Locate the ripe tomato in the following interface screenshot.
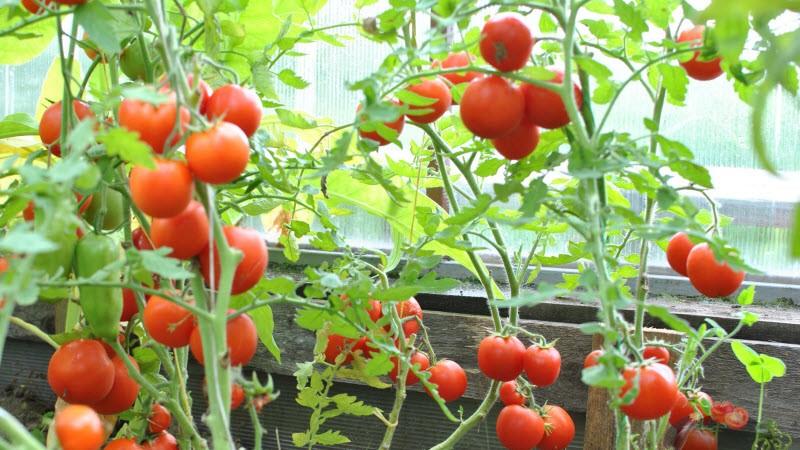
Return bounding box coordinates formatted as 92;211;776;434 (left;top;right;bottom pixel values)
677;26;723;81
686;243;745;298
121;290;138;321
199;225;268;295
367;299;383;322
523;345;561;387
492;120;540;160
142;432;178;450
129;158;193;219
186;122;250;184
433;52;481;86
620;363;679;420
39;100;94;157
538;404;576;450
206;84;263;137
142;295;195;347
48;339;115;404
404;78;452;124
231;383;246;410
477;335;525;381
24;193;91;222
91;354;140;414
643;346;670;365
495;405;544;450
427;360;467;402
21;0;52;14
480;13;534;72
389;351;430;386
675;425;718;450
119;98;190;154
105;438;144;450
81;33;104;62
148;403;172;434
132;227;153;250
724;406;749;430
396;297;423;336
670;391;713;428
521;71;583;129
667;232;695;276
583;349;603;368
499;380;525;406
54;405;104;450
190;311;257;366
151;200;209;259
357;101;405;146
460;75;524;139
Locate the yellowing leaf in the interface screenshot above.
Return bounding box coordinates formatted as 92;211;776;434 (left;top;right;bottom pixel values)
36;57;83;120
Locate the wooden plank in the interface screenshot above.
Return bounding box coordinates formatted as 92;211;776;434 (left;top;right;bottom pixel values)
583;334;615;450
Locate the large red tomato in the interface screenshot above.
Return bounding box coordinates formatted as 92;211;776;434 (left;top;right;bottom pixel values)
189;311;257;366
499;380;525;406
396;297;423;336
199;226;268;295
39;100;94;157
433;52;481;85
496;405;544;450
105;438;144;450
142;295;195;347
492;120;540;160
186;122;250;184
460;75;525;139
521;71;583;129
675;425;718;450
480;13;534;72
404;78;452;124
667;232;695;276
677;26;723;81
48;339;115;404
620;363;679;420
205;84;263;137
91;355;140;414
357;101;405;146
426;360;467;402
389;351;430;385
643;346;670;365
685;243;745;298
477;335;525;381
151;200;209;259
537;405;575;450
119;98;190;154
129;158;193;219
54;405;104;450
523;345;561;387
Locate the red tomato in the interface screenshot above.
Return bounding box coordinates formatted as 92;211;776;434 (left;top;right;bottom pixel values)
231;383;246;410
677;26;723;81
148;403;172;434
323;334;365;364
129;158;193;219
670;391;713;428
643;346;670;365
480;13;534;72
39;100;94;157
499;380;525;406
396;297;423;336
620;363;679;420
151;200;209;259
460;75;525;139
521;71;583;129
710;400;734;424
389;351;430;385
492;120;540;160
686;243;745;298
54;405;104;450
199;226;268;295
48;339;115;404
119;98;190;154
404;78;452;124
724;407;749;430
186;122;250;184
24;193;91;222
367;299;383;322
91;355;140;414
523;345;561;387
496;405;544;450
21;0;52;14
190;311;257;366
53;0;86;4
537;404;575;450
675;425;718;450
0;257;8;272
426;360;467;402
357;101;405;146
205;84;263;137
433;52;481;86
583;349;603;368
667;232;695;276
132;227;153;250
142;432;178;450
477;335;525;381
142;295;195;347
105;438;144;450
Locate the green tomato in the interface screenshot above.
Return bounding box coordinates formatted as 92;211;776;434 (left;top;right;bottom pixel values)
120;37;161;81
83;187;125;231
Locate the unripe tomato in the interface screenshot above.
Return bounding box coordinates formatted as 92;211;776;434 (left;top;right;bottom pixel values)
151;200;209;259
686;243;745;298
205;84;263;137
643;346;670;365
620;363;679;420
21;0;52;14
48;339;115;404
199;226;268;295
105;438;144;450
426;360;467;402
523;345;561;387
357;101;405;146
496;405;544;450
389;351;430;385
189;310;258;366
148;403;172;434
39;100;95;157
583;349;603;368
396;297;423;337
119;98;190;154
677;26;723;81
404;78;452;124
432;52;481;86
91;354;140;414
492;120;540;160
54;405;104;450
460;76;524;139
231;383;246;410
477;335;525;381
667;232;695;276
538;405;576;450
142;432;178;450
82;187;125;231
480;13;534;72
129;158;193;219
499;380;525;406
142;295;195;347
120;37;161;81
186;122;250;184
521;71;583;129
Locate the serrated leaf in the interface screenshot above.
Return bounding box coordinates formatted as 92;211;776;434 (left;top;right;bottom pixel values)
98;128;155;168
74;2;122;55
315;430;351;446
275;109;317;129
645;305;696;337
278;68;310;89
475;158;505;177
737;285;755;306
138;249;193;279
0;227;56;254
491;284;569;308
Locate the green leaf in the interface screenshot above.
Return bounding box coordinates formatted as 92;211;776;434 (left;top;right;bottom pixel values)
74;1;122;55
98;128;155;168
0;14;55;65
575;55;613;80
491;284;569;308
474;158;505;177
395;88;438;106
669;160;712;188
539;12;558;33
740;311;760;326
791;203;800;259
737;285;755;306
613;0;649;40
731;340;759;365
275;109;317;129
0;113;38;139
645;305;696;337
363;351;392;376
261;276;296;295
292;432;311;447
278;68;310;89
759;354;786;378
138;249;193;279
314;430;351;446
278;232;300;262
249;305;281;363
0;227;56;254
444;193;492;225
657;63;689;105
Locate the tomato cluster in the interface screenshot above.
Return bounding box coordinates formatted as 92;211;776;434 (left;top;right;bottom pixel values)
666;232;745;298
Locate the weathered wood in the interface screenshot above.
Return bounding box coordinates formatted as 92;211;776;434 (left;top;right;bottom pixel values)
583;334;614;450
